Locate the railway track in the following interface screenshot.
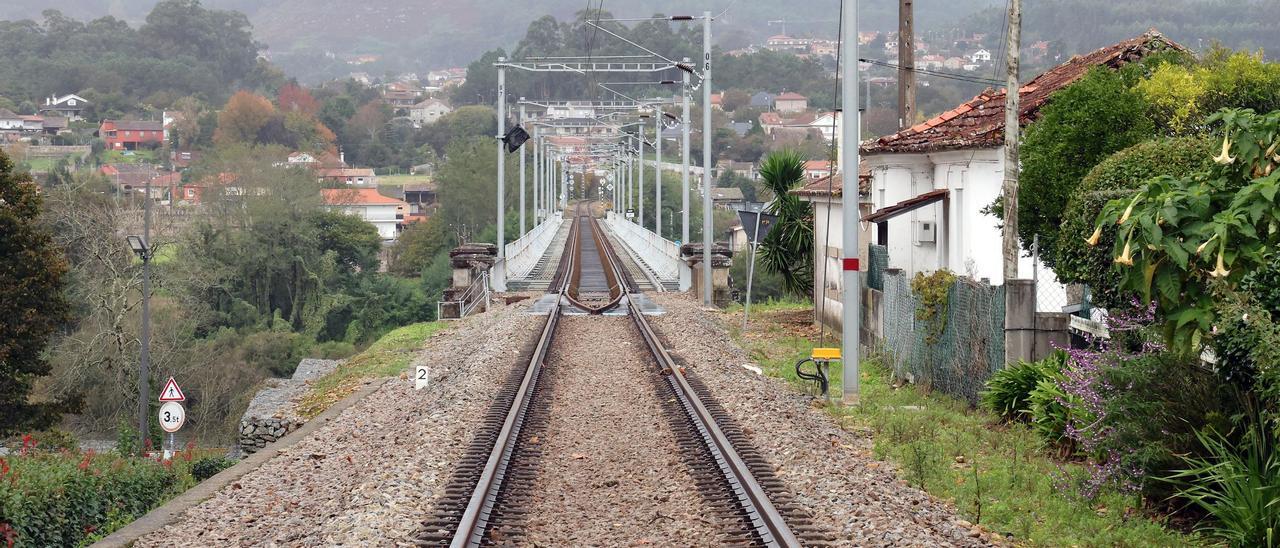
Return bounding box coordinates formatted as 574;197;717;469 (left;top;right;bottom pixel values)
418;202;825;547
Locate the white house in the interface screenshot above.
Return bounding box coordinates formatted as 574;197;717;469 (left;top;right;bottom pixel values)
809;111;838;142
409;98;452;126
795;31;1181;328
0;108;23;131
321;188;408;240
969;49;992;63
39;94;90;121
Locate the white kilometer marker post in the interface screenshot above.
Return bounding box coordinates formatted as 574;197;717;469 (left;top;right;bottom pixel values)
415;365;430;390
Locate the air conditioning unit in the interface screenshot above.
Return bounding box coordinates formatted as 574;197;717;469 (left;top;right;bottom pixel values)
916;221;937;244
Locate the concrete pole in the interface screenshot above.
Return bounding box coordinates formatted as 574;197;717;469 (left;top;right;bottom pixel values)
519;101;526;236
655;112;662;237
138;169;152;453
495;61;506;290
638;126;645;229
701;11;713;305
682;58;691;246
840;0;862;405
533;129;540;224
1002;0;1022;280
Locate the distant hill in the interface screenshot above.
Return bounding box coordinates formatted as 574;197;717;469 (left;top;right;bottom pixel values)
11;1;1273;85
1;1;998;81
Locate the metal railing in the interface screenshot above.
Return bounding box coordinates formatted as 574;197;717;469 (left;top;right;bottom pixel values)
604;211;681;281
437;271;491;320
504;215;564;279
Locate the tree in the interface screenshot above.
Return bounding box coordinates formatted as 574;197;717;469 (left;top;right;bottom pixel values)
756;150;813;296
278;82;320;116
1055;137;1212;307
214;90;276;145
1092;109;1280;350
140;0;258;83
721;89;750;112
387;217;453;277
311;209;382;272
0;149;70;434
1018;67;1154;267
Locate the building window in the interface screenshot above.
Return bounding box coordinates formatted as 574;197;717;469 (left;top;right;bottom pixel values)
125;131;131;137
186;188;195;198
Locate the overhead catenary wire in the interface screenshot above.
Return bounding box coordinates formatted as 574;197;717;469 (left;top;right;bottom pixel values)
860;58;1004;87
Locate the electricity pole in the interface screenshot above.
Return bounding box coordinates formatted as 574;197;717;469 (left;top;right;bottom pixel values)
638;125;645;228
1002;0;1021;280
681;58;692;248
519;101;526;236
494;60;506;291
841;0;862;405
655;110;662;236
701;10;713;306
898;0;915;129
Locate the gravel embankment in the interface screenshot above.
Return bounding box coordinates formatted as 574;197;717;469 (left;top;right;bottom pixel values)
135;301;539;547
515;316;723;545
648;293;992;547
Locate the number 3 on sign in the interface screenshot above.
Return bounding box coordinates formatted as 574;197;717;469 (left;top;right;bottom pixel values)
415;365;429;390
158;401;185;433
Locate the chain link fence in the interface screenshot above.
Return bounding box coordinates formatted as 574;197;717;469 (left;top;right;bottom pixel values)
882;270;1006;404
867;245;889;291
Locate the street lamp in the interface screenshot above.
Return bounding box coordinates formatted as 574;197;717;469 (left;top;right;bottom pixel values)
126;234;152;454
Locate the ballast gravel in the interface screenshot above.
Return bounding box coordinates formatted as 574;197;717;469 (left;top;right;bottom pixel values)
514;316;723;546
647;292;993;547
135;300;539;547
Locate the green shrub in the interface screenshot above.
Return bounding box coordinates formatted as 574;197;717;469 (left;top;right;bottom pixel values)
1053;137;1213;308
0;452;180;547
981;350;1069;421
6;429;79;453
1166;423;1280;547
1028;369;1094;447
191;456;236;482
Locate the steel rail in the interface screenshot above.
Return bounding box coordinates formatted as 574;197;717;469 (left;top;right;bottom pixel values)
589;214;801;547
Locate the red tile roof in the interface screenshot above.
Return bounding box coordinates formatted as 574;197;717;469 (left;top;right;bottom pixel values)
321;188;405;206
792;162;872;198
776;92;808;101
803;160;834;172
862;30;1184;155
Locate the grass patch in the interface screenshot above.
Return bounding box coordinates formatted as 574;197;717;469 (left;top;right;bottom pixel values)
726;307;1200;546
295;321;449;418
101;149;157;164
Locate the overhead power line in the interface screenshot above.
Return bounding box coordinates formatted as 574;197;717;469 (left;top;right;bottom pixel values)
860;58;1004;86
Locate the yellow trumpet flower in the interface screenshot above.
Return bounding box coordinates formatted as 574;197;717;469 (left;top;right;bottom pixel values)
1213;135;1235;165
1085;226;1102;246
1209;251;1230;278
1114;241;1134;266
1117;195;1141;225
1195;233;1219;254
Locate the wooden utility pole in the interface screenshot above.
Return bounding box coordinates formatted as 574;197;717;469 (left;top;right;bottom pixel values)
897;0;915;129
1001;0;1022;279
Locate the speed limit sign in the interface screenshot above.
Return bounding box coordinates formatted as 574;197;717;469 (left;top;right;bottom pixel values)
158;401;186;433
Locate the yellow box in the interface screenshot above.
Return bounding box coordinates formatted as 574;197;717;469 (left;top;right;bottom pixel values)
811;347;842;361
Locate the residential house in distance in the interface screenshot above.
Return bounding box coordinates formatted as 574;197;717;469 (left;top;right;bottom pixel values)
710;186;745;210
803;160;833;181
0;109;23;132
749;91;775;109
409;98;452;127
100;120;164;150
835;31;1180;325
321;188;408;240
774;92;808;113
969;49;992;63
39;94;90;121
710;92;724;111
318;167;376;186
720;160;757;180
765;35;810;53
379;182;437;222
809;111;838;142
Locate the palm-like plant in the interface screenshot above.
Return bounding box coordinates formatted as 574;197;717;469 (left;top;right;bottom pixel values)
757;150;814;296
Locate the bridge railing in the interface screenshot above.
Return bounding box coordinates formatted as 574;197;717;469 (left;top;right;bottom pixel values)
504;215;564;279
604;211;681;282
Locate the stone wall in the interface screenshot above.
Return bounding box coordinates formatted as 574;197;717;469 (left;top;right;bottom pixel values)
238;359;342;454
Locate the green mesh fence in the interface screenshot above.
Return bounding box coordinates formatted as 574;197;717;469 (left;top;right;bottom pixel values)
881;271;1006;404
867;245;889;291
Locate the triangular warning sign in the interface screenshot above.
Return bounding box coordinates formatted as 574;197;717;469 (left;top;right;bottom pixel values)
159;377;185;402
